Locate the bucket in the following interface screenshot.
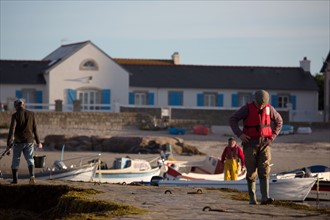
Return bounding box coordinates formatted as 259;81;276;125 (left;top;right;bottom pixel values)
34;155;46;168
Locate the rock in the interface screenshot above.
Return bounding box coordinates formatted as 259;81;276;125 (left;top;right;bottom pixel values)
42;135;204;155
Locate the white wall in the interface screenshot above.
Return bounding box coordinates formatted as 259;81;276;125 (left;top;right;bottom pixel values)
0;84;46;109
47;43;129;108
129;87;321;122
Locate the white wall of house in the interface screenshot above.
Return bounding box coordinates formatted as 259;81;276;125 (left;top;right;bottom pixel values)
46;43;129;109
289;91;321;122
0;84;46;110
129;87;321;122
324;65;330;122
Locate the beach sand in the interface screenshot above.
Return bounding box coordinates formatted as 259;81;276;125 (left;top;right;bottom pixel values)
0;127;329;219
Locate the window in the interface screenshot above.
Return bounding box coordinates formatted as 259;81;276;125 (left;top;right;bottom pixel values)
21;89;36;103
204;93;216;107
129;92;154;105
135;92;147;105
238;93;253;106
78;89;101;110
80;59;98;70
278;94;290;108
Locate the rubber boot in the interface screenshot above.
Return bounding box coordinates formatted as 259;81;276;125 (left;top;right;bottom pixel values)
260;178;274;205
247;180;257;204
11;169;18;184
28;165;36;184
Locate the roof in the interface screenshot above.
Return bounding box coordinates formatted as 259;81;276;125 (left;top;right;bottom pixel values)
124;64;319;91
320;51;330;73
0;60;50;84
42;40;90;69
115;58;174;65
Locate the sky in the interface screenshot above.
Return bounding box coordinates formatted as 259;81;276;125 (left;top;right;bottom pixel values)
0;0;329;75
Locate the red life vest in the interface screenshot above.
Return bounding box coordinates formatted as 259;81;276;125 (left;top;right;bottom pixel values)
243;102;272;138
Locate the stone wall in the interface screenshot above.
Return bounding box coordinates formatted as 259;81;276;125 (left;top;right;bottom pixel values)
0;108;291;131
120;106;290;126
1;109;328;133
0;112;140;130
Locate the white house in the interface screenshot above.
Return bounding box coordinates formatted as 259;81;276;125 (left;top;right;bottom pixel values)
0;40;321;122
1;41;129;111
117;56;320;122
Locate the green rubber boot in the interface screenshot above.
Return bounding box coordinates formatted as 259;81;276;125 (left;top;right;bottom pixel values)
247;180;257;204
260;178;274;205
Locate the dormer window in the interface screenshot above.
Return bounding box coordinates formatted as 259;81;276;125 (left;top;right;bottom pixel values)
80;59;98;70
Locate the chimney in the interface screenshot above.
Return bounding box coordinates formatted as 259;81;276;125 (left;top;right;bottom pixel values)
172;52;180;65
300;57;311;72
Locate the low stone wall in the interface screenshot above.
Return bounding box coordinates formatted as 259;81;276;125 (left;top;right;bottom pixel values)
0;112;140;130
0;108;295;132
120;106;290;126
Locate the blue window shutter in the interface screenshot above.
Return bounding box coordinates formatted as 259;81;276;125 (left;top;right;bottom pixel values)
35;91;43;103
129;92;134;104
231;94;238;107
169;93;175;105
102;89;111;110
35;91;43;109
217;94;224;107
197;94;203;106
67;89;76;104
16;90;23;99
271;95;278;108
148;92;154;105
169;92;183;106
290;95;296;110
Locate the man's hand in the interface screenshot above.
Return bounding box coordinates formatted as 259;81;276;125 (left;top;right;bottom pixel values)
37;143;43;149
239;134;251;143
5;145;11;155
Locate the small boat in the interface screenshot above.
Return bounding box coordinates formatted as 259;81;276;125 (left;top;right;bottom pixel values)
164;155;246;181
155;177;316;201
94;156;163;184
276;165;330;200
36;158;99;182
1;146;100;182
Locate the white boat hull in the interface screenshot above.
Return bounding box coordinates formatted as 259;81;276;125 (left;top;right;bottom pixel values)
307;181;330;200
36;163;98;182
95;168;161;184
275;165;330;200
158;178;316;201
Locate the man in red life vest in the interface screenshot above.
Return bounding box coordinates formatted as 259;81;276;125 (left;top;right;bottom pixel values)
229;90;283;205
221;137;245;180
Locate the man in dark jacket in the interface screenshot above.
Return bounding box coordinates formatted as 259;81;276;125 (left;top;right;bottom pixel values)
229;90;283;205
6;99;43;184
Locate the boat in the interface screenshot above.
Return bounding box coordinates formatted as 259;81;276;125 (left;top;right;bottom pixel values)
35;158;99;182
275;165;330;200
94;156;163;184
155;177;316;201
1;146;100;182
163;155;246;181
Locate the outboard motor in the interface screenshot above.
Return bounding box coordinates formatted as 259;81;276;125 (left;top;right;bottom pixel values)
53;160;67;170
